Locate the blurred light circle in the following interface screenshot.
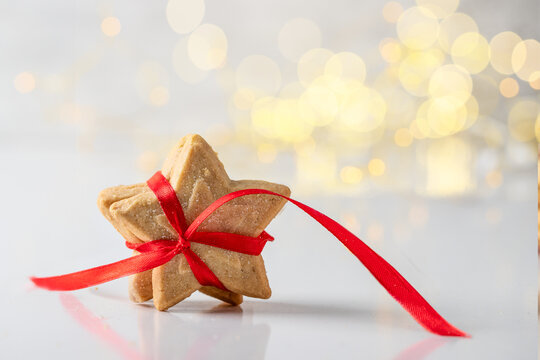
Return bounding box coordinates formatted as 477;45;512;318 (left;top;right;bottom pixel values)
428;64;472;106
507;100;539;142
101;17;121;37
463;95;479;130
237;55;282;96
251;97;312;143
426;96;467;136
451;32;490;74
324;52;366;83
149;86;170;107
340;86;386;132
252;96;277;137
13;72;36;93
135;62;169;102
382;1;404;23
511;39;540;82
438;13;478;53
368;158;386;176
278;18;322;62
380;87;417;129
297;48;334;86
398;49;444;96
166;0;205;34
396;7;439;50
279;82;305;98
499;77;519;98
489;31;522;75
394;128;413;147
187;24;227;70
273;99;313;142
416;0;459;19
536;110;540;142
379;38;403;63
257;143;277;163
298;85;339;126
340;166;364;184
233;88;256;110
172;37;208;84
310;75;363;107
529;71;540;90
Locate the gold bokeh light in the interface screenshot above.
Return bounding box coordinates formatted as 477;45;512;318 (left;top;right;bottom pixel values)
166;0;205;34
14;72;36;94
397;7;439;50
187;24;228;70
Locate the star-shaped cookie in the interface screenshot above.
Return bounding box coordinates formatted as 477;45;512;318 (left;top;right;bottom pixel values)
97;134;290;310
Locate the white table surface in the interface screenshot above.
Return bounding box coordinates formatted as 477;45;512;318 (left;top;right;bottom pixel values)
0;136;537;359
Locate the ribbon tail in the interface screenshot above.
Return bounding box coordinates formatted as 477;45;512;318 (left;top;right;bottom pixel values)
186;189;469;337
182;248;228;291
286;198;469;337
31;248;175;291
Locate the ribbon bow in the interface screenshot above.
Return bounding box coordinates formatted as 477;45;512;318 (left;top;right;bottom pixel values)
31;171;468;337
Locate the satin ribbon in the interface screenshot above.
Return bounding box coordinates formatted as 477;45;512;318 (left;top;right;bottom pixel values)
31;171;468;337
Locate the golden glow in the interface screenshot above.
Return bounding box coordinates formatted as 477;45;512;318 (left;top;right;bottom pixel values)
149;86;170;106
172;37;208;84
451;32;490;74
428;64;472;106
278;18;322;62
340;166;364;184
166;0;205;34
396;7;439;50
297;48;334;86
427;97;467;136
298;84;339;126
368;158;386;176
485;170;503;188
511;39;540;82
324;52;366;83
379;38;403;63
529;71;540;90
13;72;36;93
251;97;313;143
187;24;227;70
394;128;413;146
438;13;478;53
233;88;256;110
507;100;539;142
257;143;277;163
237;55;282;96
382;2;404;23
499;77;519;98
425;138;473;196
340;86;387;132
489;31;522;75
101;17;121;37
399;49;444;96
416;0;459;19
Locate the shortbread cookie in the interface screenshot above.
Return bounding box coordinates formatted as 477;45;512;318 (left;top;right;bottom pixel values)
97;134;290;310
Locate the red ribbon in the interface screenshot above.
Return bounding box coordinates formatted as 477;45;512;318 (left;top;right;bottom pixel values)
31;171;468;337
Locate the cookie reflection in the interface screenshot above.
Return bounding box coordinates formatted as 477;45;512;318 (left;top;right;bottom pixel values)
136;300;271;359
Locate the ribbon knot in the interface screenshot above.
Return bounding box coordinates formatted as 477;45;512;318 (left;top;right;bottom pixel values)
175;237;191;253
